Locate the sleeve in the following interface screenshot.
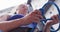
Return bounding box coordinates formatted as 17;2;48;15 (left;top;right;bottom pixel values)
0;30;3;32
7;14;24;21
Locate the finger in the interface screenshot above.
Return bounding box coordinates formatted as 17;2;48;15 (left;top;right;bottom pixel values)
35;15;43;19
51;15;59;24
51;15;56;20
33;10;42;15
46;20;54;25
33;17;40;23
33;15;43;21
35;10;42;15
54;15;59;22
51;15;58;21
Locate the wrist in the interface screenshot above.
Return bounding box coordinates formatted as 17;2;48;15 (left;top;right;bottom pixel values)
45;22;52;28
22;17;32;25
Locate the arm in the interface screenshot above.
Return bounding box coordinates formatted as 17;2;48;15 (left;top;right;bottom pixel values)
43;22;52;32
43;15;59;32
0;10;43;32
0;18;28;32
0;15;10;21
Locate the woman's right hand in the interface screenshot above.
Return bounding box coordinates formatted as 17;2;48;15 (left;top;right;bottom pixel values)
23;10;43;24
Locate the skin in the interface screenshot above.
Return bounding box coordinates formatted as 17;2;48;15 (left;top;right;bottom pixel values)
0;4;59;32
0;15;10;21
43;15;59;32
0;9;43;32
16;4;59;32
0;4;28;21
16;4;28;15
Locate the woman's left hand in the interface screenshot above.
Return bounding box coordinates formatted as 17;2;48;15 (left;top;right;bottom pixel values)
46;15;59;26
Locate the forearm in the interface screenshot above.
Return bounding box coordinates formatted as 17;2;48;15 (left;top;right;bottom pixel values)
43;23;51;32
0;15;10;21
0;18;31;32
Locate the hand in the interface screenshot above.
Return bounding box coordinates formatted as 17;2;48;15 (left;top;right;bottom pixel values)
23;10;43;23
46;15;59;26
43;15;59;32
